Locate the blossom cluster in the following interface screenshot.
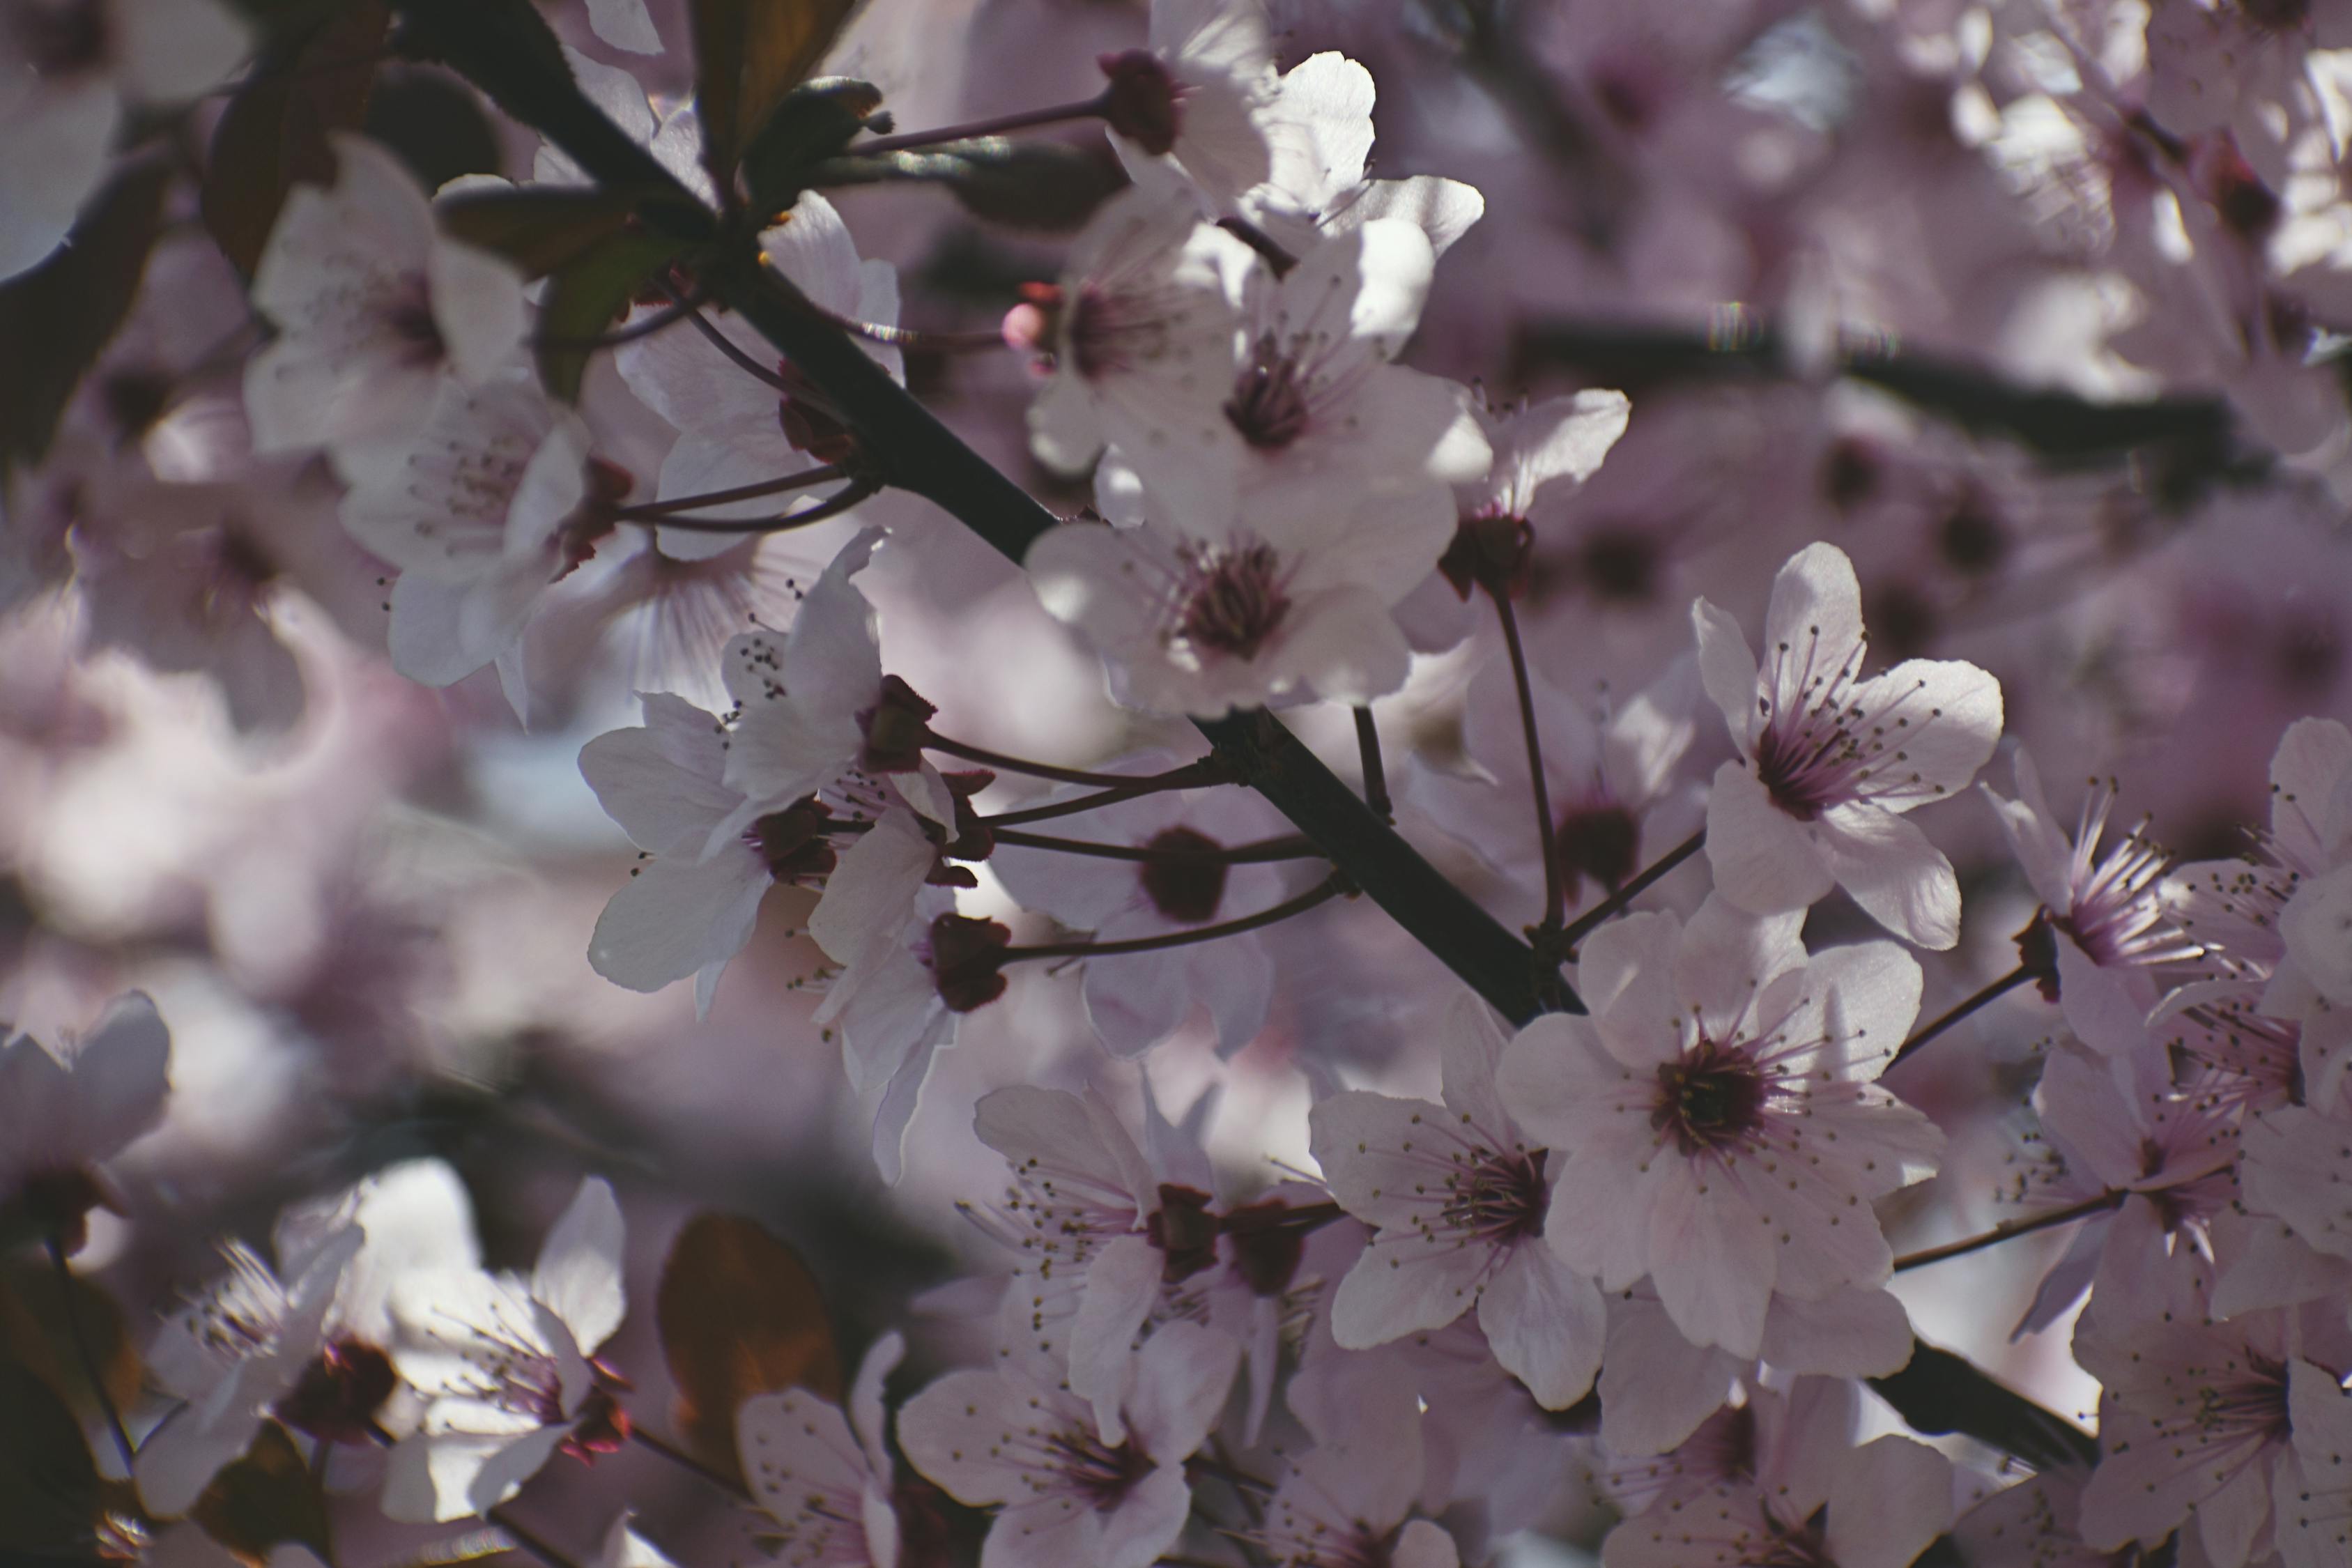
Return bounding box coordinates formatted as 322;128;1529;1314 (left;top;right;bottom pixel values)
11;0;2352;1567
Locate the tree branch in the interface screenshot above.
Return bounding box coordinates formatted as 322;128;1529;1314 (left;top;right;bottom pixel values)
392;0;2094;1471
399;0;1572;1026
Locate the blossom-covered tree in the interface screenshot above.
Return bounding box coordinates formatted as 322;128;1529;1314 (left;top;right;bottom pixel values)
13;1;2352;1566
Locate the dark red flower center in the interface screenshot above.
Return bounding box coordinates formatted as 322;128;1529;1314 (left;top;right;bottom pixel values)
1651;1039;1771;1156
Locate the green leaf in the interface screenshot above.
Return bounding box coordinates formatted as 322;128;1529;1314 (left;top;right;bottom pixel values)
740;77;885;219
803;139;1123;231
0;157;169;474
656;1212;841;1485
535;230;691;401
689;0;864;196
201;0;391;276
437;185;663;279
0;1361;102;1557
192;1423;330;1565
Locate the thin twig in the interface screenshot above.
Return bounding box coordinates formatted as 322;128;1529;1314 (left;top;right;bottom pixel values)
1558;830;1705;948
981;761;1236;827
928;733;1208;789
850;93;1110;155
1001;874;1351;962
535;288;709;350
1490;592;1563;932
46;1236;135;1475
669;286;794;393
1893;1190;2126;1272
610;466;845;521
1889;966;2034;1069
648;477;881;534
631;1424;753;1500
990;828;1321;863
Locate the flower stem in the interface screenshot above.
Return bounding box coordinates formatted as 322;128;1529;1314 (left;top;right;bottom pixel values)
980;761;1237;826
1889;965;2034;1069
1000;874;1351;963
1893;1189;2126;1272
647;477;882;534
1558;830;1705;949
630;1424;751;1500
925;733;1206;788
990;828;1321;863
817;307;1010;353
850;93;1112;156
46;1235;134;1475
610;466;845;521
1353;706;1390;819
486;1505;578;1568
672;288;796;394
1489;590;1563;934
535;288;709;350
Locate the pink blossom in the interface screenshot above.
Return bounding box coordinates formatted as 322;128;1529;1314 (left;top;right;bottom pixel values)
384;1178;629;1523
1694;541;2004;949
1496;897;1943;1357
1982;748;2199;1057
898;1321;1239;1568
740;1332;905;1568
0;990;168;1250
245;134;528;465
1308;991;1607;1408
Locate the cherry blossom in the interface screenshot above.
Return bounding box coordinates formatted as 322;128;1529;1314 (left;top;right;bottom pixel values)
988;761;1290;1056
1098;0;1283;211
1693;541;2003;948
1605;1426;1953;1568
1113;218;1489;544
245;134;528;465
139;1160;479;1515
0;0;248;281
1257;1343;1461;1568
1015;178;1247;477
384;1176;629;1523
335;374;599;718
2075;1258;2352;1567
72;473;367;735
1309;991;1606;1409
898;1320;1239;1568
712;530;924;836
1982;748;2200;1058
813;887;985;1184
0;990;168;1252
1407;654;1698;916
739;1332;905;1568
1243;52;1485;261
613;191;898;561
1496;897;1943;1357
1595;1284;1916;1459
2013;1043;2238;1337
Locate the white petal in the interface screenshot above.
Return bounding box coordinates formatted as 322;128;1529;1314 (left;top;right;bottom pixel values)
1814;802;1963;949
63;990;171;1162
532;1178;627;1353
585;0;662;53
1703;760;1834;916
1825;1436;1951;1568
1477;1247;1604;1409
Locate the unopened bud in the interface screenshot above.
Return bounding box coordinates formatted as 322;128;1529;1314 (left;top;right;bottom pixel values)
1098;51;1182;155
927;913;1010;1012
